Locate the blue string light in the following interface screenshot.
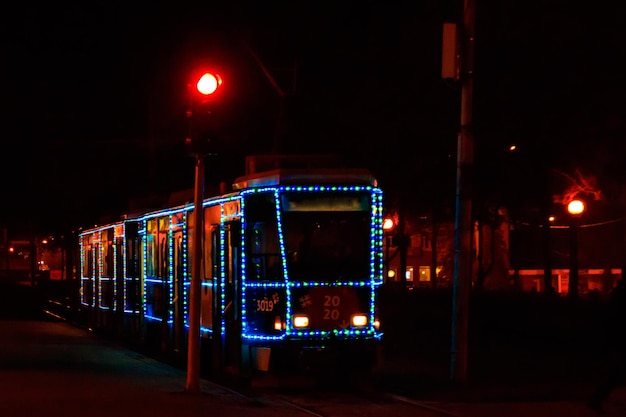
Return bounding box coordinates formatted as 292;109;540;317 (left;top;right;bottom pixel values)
79;180;384;348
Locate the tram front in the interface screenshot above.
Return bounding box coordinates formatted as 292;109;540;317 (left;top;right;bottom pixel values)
241;184;383;373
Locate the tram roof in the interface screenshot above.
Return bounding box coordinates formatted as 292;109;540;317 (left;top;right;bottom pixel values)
232;154;378;189
232;168;378;190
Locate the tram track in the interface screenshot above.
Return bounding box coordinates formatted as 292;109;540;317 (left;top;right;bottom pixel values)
38;304;466;417
235;372;466;417
36;294;463;417
260;389;465;417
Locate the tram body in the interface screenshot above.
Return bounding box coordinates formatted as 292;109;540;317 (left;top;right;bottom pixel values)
78;162;384;377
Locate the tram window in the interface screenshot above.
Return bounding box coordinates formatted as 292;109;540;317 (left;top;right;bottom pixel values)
81;237;92;276
247;222;282;281
245;193;282;281
207;227;217;279
103;241;114;278
245;193;277;222
146;235;156;277
249;223;279;255
84;247;93;277
159;235;168;277
127;240;138;277
281;192;371;282
103;229;114;277
281;193;368;212
125;222;140;278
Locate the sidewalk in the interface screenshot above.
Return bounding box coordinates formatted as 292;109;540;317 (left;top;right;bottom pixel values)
374;353;626;416
1;317;625;417
392;395;626;417
0;319;314;417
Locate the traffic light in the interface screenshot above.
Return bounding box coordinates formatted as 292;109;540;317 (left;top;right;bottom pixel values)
186;71;223;155
196;73;222;96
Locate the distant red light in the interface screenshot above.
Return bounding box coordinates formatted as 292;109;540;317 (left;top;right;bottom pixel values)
383;217;395;231
567;199;585;216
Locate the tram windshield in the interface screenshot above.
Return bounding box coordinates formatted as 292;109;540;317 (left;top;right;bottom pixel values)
281;192;371;282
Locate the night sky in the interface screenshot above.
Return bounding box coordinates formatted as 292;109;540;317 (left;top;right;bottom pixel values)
2;1;626;236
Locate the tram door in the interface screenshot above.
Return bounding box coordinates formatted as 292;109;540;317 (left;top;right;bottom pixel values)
92;240;101;327
124;222;142;340
222;221;242;373
114;234;125;336
81;237;96;325
172;229;185;353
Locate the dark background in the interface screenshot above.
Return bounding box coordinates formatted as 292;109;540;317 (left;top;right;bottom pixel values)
2;1;626;236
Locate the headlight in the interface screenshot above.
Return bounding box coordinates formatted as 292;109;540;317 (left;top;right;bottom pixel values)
293;314;310;328
351;314;368;327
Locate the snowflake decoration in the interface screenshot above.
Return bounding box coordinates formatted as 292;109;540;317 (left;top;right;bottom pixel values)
299;294;312;308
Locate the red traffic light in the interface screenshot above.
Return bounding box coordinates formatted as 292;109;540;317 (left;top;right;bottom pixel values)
196;72;222;95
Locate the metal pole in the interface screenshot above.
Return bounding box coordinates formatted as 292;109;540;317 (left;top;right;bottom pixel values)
543;215;553;294
385;235;391;284
568;220;579;297
3;227;9;278
451;0;475;383
186;154;205;393
398;209;407;286
30;220;37;287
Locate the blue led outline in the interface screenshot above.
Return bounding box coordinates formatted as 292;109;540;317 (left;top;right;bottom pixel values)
239;196;248;336
142;221;151;321
167;215;174;325
80;225;104;309
236;188;287;341
121;221;137;314
370;190;384;332
111;232;117;311
100;231;114;312
114;232;121;312
181;211;190;328
77;183;383;341
167;213;189;327
275;187;290;337
183;194;243;335
143;220;162;322
91;235;96;308
235;184;383;342
281;185;381;340
79;236;86;306
135;220;147;318
219;206;226;336
129;194;237;327
96;231;102;309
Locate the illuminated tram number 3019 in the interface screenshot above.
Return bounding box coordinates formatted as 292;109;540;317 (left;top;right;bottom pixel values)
256;293;280;312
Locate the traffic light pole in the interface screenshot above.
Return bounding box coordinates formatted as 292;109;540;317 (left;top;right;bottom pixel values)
186;153;204;393
184;69;222;393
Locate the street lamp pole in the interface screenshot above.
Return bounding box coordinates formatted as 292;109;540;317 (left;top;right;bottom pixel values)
450;0;476;384
569;218;579;298
567;199;585;298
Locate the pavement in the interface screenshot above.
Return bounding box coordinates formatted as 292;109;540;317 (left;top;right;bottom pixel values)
1;317;626;417
2;280;626;417
0;318;319;417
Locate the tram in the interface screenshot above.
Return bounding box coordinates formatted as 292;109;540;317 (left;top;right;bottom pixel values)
78;155;384;379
